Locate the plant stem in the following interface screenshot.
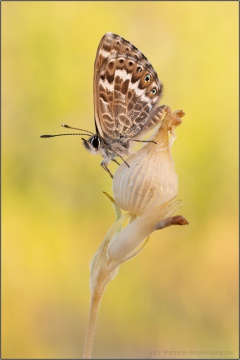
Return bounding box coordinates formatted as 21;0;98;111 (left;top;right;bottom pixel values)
82;291;102;359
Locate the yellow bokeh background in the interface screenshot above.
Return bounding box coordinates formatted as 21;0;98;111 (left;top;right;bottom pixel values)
2;2;238;359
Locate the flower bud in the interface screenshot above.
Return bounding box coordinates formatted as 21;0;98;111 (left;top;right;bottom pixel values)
113;107;184;216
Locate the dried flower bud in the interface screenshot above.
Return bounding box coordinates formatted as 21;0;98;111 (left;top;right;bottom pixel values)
113;106;184;215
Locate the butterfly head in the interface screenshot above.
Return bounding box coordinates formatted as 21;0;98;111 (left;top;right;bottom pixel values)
82;135;101;154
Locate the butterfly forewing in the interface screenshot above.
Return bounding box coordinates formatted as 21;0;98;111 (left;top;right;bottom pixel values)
94;33;163;142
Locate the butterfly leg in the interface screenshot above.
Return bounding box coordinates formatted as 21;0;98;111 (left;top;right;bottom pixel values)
111;150;130;168
101;161;114;178
112;158;121;165
132;139;157;144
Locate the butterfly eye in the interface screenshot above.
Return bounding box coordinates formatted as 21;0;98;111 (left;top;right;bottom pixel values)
151;88;157;95
91;136;100;149
144;74;151;82
137;67;142;73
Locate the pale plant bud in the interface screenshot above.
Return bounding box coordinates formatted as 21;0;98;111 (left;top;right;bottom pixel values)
113;106;184;216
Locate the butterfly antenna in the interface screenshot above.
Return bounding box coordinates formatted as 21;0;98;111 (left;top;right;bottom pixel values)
40;124;94;138
62;124;94;135
40;133;91;138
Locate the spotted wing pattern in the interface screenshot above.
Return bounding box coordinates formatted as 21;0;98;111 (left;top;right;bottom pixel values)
94;33;163;143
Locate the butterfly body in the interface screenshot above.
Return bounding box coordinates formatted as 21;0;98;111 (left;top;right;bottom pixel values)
41;32;165;177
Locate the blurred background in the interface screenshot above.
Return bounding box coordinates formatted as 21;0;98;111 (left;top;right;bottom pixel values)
2;2;238;359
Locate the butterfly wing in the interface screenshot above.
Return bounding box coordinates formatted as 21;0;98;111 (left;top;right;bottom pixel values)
94;33;163;142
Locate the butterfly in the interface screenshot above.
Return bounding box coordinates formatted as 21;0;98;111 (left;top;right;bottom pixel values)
41;32;165;178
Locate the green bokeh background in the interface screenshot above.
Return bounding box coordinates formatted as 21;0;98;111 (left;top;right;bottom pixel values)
2;2;238;359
